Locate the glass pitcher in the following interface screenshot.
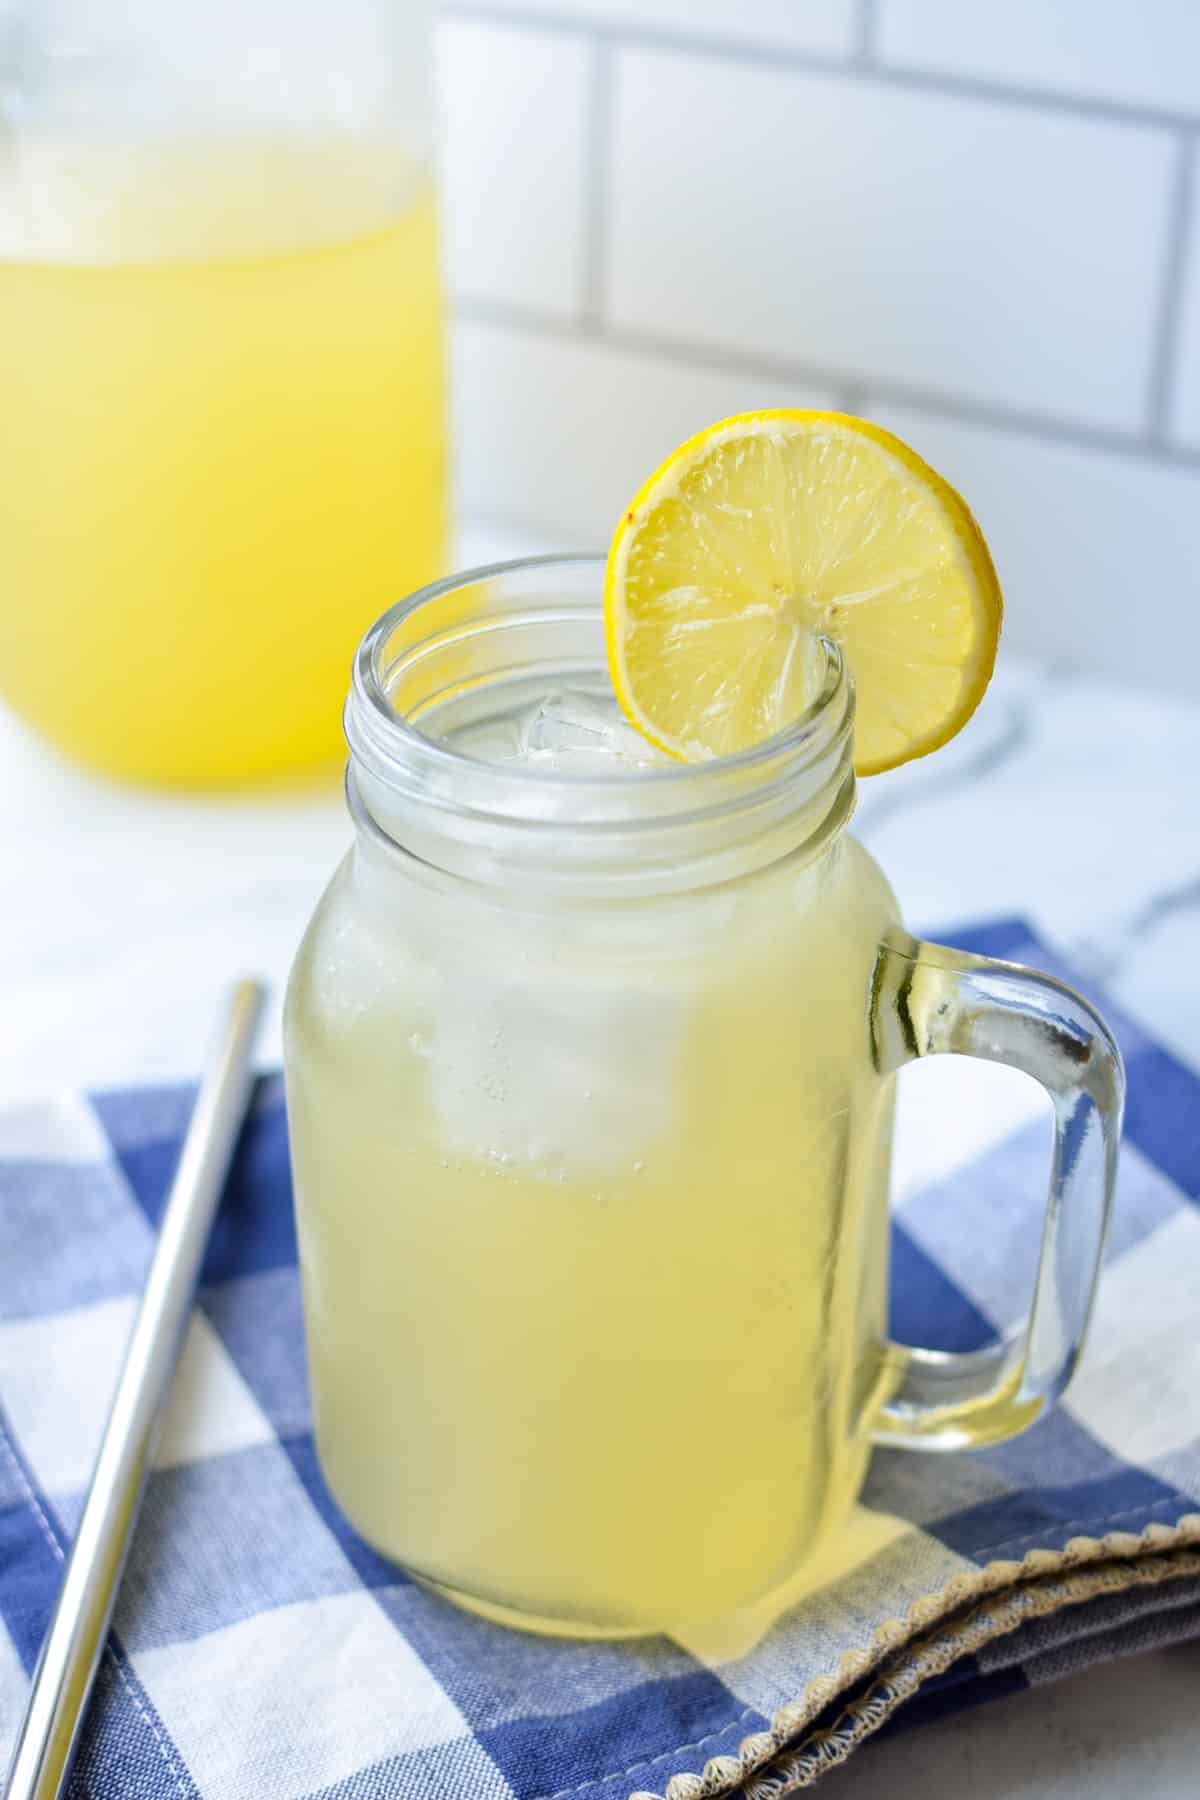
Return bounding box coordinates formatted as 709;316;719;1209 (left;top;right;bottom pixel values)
0;0;446;785
283;555;1124;1638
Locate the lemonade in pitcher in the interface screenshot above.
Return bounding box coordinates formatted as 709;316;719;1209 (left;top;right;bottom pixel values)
0;4;446;785
286;417;1123;1637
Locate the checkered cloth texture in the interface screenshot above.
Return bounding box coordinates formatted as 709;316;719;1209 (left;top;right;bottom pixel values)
1;919;1198;1800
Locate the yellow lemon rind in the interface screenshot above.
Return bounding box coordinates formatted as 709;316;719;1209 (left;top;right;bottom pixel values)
604;409;1003;777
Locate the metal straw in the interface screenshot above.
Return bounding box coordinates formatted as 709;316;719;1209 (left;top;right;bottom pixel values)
3;980;266;1800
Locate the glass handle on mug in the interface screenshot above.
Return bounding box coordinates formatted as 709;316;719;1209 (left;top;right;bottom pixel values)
867;933;1125;1451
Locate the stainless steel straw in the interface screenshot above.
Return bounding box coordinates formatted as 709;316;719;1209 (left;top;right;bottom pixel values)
3;980;266;1800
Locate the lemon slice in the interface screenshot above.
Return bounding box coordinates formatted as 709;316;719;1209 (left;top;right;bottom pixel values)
605;411;1002;775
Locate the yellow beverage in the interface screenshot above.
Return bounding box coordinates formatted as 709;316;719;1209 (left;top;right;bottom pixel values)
284;459;1119;1636
285;681;901;1635
0;140;447;785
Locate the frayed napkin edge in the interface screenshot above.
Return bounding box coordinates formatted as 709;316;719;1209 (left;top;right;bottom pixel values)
625;1511;1200;1800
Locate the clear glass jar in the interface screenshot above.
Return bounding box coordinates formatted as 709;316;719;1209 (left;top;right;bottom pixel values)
0;0;446;785
284;556;1124;1636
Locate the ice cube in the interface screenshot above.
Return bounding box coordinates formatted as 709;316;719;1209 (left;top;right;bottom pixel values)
513;690;662;769
428;956;682;1176
521;690;621;753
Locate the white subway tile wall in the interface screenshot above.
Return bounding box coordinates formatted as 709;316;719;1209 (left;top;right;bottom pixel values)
437;18;591;314
458;0;858;57
1171;149;1200;449
879;1;1200;117
607;51;1171;430
440;1;1200;695
453;319;838;539
868;402;1200;693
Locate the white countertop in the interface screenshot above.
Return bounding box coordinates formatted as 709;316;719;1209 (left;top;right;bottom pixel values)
3;523;1198;1792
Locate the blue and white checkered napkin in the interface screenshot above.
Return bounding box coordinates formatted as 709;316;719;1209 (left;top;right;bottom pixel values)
1;920;1198;1800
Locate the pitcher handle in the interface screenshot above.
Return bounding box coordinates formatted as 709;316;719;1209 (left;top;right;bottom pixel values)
867;933;1124;1451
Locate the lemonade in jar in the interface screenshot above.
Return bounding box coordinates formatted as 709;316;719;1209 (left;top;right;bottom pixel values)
285;417;1124;1635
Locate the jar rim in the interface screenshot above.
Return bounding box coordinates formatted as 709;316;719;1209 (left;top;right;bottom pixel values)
344;553;857;893
352;553;848;778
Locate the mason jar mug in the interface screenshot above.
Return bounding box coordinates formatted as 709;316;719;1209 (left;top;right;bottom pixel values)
283;555;1124;1636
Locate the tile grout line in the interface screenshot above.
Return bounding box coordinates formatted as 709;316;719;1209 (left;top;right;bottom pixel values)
578;33;614;327
1146;132;1196;446
452;294;1200;473
853;0;880;68
439;0;1200;135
